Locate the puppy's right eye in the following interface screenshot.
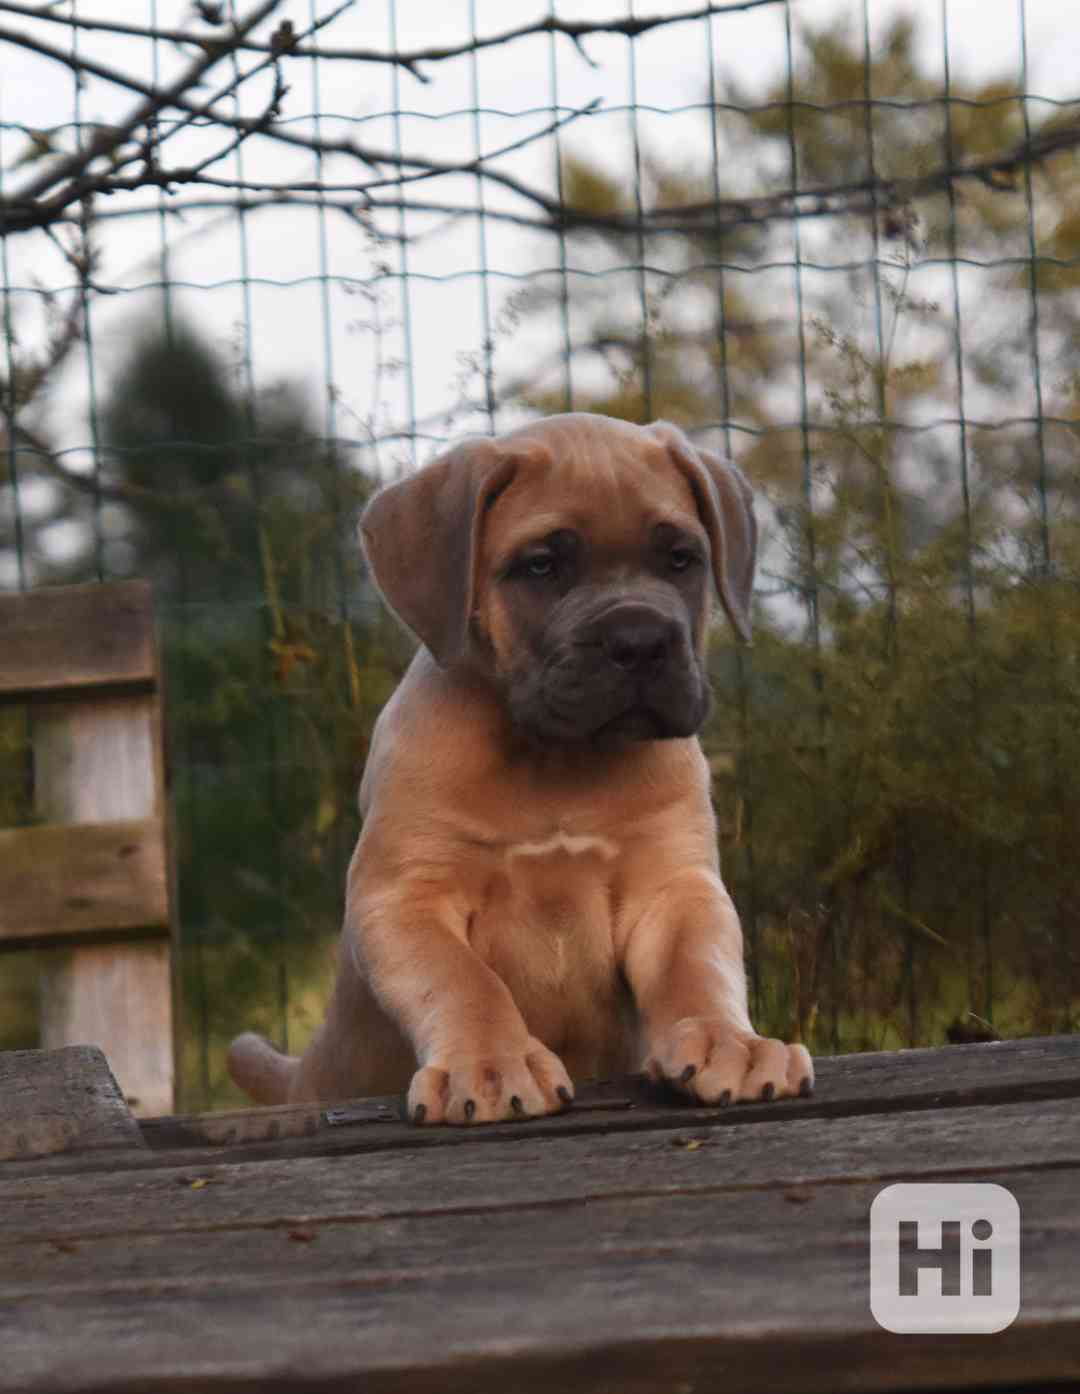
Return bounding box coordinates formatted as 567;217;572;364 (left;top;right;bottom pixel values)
514;552;556;580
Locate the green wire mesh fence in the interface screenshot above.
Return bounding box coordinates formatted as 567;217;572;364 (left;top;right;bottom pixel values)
1;0;1078;1107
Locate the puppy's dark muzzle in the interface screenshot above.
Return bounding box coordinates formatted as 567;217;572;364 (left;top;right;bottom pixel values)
591;602;681;680
507;593;710;745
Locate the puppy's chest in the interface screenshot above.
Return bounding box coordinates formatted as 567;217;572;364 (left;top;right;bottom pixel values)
470;831;635;1077
476;830;618;952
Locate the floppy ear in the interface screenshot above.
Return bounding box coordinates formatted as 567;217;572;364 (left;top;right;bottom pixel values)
359;438;517;666
648;421;757;644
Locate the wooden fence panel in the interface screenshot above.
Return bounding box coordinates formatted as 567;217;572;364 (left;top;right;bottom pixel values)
0;582;175;1116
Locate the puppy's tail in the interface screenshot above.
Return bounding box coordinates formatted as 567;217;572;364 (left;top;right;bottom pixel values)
226;1031;299;1106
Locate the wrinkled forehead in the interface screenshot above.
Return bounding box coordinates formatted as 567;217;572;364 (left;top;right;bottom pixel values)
481;419;703;562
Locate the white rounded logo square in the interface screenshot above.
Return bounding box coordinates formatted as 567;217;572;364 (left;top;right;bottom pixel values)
870;1183;1020;1333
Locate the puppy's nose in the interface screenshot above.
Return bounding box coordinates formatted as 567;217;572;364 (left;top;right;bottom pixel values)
600;606;678;675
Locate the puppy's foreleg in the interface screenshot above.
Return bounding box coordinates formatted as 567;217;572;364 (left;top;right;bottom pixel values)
352;885;574;1126
623;868;813;1104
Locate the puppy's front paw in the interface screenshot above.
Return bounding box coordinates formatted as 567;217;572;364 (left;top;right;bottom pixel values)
643;1019;813;1106
407;1038;574;1126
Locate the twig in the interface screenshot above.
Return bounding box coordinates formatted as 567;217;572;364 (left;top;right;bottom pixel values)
7;0;281;207
1;1;363;233
355;99;602;199
83;193;403;241
136;0;354;179
89;99;599;207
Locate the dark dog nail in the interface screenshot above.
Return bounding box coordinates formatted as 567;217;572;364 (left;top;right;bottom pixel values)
464;1099;476;1121
799;1075;814;1098
510;1095;525;1115
557;1085;573;1105
413;1103;426;1125
679;1063;697;1085
718;1089;732;1108
761;1081;775;1102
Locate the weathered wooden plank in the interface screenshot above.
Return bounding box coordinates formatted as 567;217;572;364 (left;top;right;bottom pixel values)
137;1033;1080;1164
5;1095;1079;1236
0;817;169;947
0;580;156;703
3;1288;1073;1394
3;1157;1075;1293
34;695;175;1117
5;1051;1077;1393
0;1046;145;1162
0;1164;1075;1393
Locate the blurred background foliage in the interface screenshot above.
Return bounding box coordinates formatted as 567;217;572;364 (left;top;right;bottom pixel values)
525;12;1080;1054
1;12;1077;1105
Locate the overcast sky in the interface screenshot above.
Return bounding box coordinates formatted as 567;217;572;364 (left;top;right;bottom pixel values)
2;0;1077;578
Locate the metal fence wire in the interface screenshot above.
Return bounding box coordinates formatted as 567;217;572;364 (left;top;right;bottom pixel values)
1;0;1078;1108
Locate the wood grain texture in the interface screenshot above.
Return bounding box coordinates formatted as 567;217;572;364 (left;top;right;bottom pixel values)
0;817;169;947
9;1095;1080;1237
0;1046;145;1162
32;694;175;1117
0;579;156;702
0;1093;1077;1392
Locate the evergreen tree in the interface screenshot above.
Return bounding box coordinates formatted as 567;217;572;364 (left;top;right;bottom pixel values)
95;315;409;1105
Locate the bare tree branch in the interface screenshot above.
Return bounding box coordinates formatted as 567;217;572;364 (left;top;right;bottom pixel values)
71;96;601;230
0;0;786;81
0;0;365;233
1;0;1077;249
7;0;282;207
34;98;1080;258
585;118;1080;236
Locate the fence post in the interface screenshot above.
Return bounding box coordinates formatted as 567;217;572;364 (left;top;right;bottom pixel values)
34;698;174;1115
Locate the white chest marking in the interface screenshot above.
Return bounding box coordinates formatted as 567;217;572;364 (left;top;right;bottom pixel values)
505;831;619;862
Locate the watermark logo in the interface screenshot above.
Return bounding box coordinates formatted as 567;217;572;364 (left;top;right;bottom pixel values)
870;1183;1020;1333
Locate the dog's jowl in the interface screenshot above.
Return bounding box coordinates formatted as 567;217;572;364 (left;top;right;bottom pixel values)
228;413;813;1124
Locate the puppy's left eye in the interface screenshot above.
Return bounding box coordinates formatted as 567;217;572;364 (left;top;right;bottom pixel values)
668;546;701;573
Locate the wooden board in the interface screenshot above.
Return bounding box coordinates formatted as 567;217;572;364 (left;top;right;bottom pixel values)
0;1046;145;1162
0;579;156;703
10;1095;1080;1234
0;1094;1077;1393
0;816;169;948
136;1033;1080;1163
31;692;175;1117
